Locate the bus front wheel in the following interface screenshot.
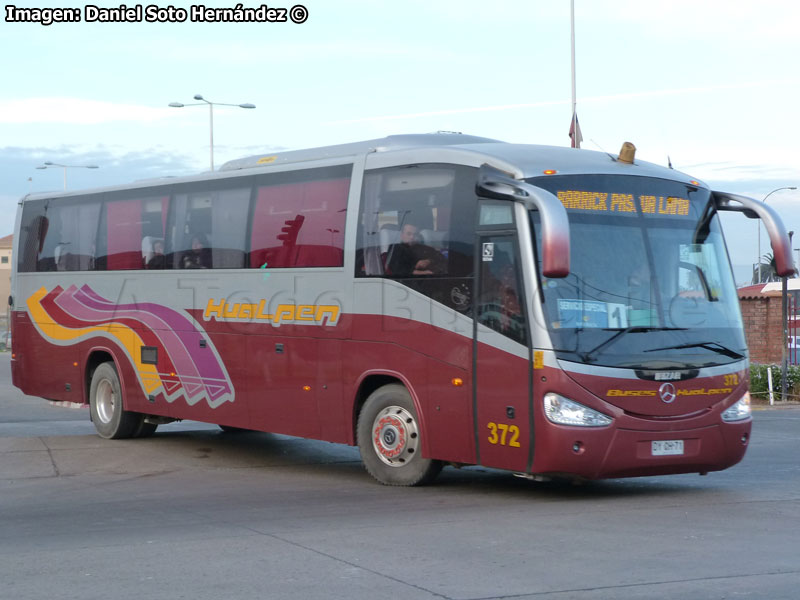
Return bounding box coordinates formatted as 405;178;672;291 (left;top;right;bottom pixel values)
89;362;140;439
357;384;442;486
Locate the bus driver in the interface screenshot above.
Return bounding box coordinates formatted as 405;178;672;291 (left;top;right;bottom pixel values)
387;223;445;276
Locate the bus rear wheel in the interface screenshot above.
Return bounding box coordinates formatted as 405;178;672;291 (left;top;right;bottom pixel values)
89;362;140;439
357;384;442;486
132;419;158;438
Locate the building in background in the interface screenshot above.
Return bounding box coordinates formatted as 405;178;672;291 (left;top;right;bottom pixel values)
0;234;11;294
0;234;12;337
738;281;800;365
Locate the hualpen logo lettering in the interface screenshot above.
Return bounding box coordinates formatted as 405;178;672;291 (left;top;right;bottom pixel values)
203;298;340;326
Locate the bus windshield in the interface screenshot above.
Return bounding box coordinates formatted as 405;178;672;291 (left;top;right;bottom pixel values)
529;174;746;369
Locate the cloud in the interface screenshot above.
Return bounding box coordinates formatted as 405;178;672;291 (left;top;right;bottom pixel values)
1;145;197;192
329;79;799;125
0;144;203;235
0;98;174;125
687;163;800;183
329;99;568;125
145;38;460;66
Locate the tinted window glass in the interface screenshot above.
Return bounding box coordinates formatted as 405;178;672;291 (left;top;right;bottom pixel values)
477;236;527;344
17;200;47;273
168;179;252;269
105;198;143;270
96;191;169;271
479;201;514;227
250;165;351;268
28;195;102;272
355;164;477;279
529;174;746;368
141;196;169;269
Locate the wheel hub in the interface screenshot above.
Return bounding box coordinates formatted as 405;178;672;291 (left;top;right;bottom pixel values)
372;406;419;467
96;379;115;424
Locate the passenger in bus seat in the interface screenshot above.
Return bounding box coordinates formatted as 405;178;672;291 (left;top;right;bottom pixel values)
386;223;446;276
182;234;211;269
147;239;166;269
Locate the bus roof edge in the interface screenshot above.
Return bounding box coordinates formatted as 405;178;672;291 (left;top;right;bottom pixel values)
219;133;503;172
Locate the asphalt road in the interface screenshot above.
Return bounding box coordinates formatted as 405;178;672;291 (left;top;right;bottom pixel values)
2;351;800;600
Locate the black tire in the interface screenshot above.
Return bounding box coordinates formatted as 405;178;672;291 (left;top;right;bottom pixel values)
89;362;140;439
357;384;442;486
218;425;251;433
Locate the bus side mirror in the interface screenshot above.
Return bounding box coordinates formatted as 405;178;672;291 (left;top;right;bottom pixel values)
476;164;570;278
712;191;794;277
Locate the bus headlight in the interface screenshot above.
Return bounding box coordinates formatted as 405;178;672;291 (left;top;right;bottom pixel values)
721;392;751;422
544;393;613;427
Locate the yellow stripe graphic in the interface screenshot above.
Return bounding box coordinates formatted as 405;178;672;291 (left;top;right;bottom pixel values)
27;287;162;394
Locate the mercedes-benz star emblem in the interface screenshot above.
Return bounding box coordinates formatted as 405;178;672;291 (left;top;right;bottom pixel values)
659;382;677;404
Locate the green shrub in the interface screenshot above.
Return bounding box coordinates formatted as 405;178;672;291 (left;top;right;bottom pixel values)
749;363;800;400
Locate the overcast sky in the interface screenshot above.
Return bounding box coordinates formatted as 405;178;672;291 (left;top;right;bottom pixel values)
2;0;799;284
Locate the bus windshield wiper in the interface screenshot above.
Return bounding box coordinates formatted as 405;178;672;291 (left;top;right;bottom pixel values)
644;341;745;360
580;327;686;363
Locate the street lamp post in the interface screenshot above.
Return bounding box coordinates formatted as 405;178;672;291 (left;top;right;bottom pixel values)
757;186;797;283
783;230;795;402
35;161;99;190
169;94;256;171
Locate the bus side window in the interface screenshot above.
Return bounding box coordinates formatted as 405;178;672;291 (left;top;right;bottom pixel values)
478;239;527;344
32;197;101;272
17;202;47;273
210;188;249;268
106;198;143;269
168;183;250;270
94;191;169;271
250;166;350;269
355;164;477;279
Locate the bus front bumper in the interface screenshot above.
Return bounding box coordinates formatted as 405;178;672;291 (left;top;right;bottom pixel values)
532;419;752;480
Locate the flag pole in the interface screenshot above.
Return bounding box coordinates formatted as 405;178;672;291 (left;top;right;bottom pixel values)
570;0;580;148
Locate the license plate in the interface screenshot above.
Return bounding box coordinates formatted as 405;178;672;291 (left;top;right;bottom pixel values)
651;440;684;456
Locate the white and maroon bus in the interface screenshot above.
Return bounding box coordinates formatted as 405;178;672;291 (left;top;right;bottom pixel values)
10;133;793;485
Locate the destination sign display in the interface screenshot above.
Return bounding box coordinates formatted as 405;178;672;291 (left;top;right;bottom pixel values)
556;190;691;217
557;299;628;329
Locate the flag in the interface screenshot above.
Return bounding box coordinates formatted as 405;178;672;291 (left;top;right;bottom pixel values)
569;112;583;149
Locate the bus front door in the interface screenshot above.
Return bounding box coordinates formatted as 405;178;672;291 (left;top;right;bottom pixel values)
474;234;533;473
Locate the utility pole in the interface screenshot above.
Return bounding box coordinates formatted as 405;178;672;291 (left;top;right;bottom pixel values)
782;230;794;401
